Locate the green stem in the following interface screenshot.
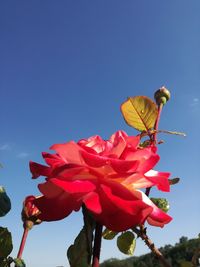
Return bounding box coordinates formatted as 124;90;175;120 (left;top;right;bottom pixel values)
17;227;29;259
92;223;103;267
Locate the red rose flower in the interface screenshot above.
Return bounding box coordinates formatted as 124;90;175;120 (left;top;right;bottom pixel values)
30;131;172;231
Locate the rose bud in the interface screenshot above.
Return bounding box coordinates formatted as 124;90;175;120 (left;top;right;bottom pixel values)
21;195;42;229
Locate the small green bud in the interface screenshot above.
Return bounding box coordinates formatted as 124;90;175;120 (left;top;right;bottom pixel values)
154;86;171;105
14;258;26;267
0;186;11;217
150;198;170;212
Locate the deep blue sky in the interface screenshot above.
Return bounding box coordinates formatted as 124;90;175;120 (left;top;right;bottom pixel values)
0;1;200;267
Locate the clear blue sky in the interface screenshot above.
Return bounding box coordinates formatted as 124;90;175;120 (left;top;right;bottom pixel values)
0;1;200;266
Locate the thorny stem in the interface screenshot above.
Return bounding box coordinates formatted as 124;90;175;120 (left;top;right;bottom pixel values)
16;227;29;259
92;223;103;267
133;227;172;267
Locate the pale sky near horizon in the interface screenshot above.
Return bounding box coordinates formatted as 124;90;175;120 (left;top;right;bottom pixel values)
0;1;200;266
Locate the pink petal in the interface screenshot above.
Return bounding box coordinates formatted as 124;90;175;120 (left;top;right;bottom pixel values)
83;192;102;214
119;135;140;159
122;173;155;189
33;194;81;221
81;150;108;167
92;182;153;231
109;130;128;143
54;165;88;179
108;131;127;157
145;170;170;192
137;191;172;227
50;141;84;165
110;158;139;174
39;178;96;195
30;161;51;179
78;135;107;154
42;152;65;168
123;146;160;173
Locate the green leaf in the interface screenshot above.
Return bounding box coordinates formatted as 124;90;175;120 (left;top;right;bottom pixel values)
0;187;11;217
0;227;13;258
67;228;91;267
169;177;180;185
117;231;136;255
150;198;170;212
102;228;118;240
67;208;95;267
121;96;158;132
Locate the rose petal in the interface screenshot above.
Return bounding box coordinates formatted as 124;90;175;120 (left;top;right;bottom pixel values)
83;192;102;214
145;170;170;192
136;191;172;227
81;150;108;167
50;141;84;165
122;173;155;189
33;194;80;221
30;161;51;179
92;182;153;231
39;178;96;195
42;152;65;168
110;158;139;174
108;131;127;157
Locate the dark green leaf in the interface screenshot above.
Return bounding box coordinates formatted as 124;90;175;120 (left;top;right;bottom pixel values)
67;208;95;267
169;177;180;185
67;229;91;267
0;227;13;258
0;187;11;217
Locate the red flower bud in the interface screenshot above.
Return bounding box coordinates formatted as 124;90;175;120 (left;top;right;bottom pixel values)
21;195;42;229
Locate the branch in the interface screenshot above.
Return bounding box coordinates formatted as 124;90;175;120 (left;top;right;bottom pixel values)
133;227;172;267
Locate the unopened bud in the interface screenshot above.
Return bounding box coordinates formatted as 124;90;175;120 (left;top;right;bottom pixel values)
154;86;171;105
21;195;42;229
